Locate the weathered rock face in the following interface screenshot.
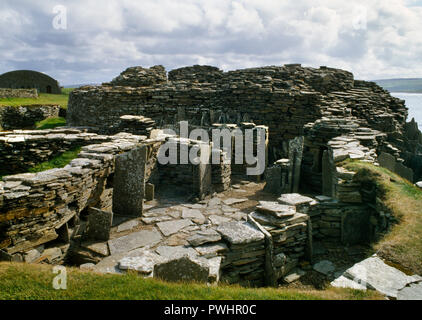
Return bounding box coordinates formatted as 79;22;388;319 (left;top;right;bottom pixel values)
0;105;60;130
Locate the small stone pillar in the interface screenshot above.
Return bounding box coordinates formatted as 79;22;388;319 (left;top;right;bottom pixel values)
145;183;155;201
112;145;147;216
87;207;113;241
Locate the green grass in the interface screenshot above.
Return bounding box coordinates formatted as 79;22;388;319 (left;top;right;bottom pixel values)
28;147;81;173
0;262;382;300
0;88;73;109
35;117;66;130
343;161;422;274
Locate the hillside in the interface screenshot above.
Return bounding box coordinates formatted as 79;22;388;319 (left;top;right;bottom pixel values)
374;78;422;93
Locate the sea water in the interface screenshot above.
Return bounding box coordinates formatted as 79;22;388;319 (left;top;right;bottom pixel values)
390;92;422;130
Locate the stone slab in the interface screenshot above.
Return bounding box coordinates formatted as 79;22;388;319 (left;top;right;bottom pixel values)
216;221;265;245
278;193;314;207
182;209;206;224
187;229;222;246
313;260;335;276
108;228;162;255
155;245;198;259
331;275;367;290
256;201;296;218
397;282;422;300
112;146;147;216
343;256;417;298
154;255;210;283
118;250;165;275
157;219;192;236
222;198;248;205
116;220;139;233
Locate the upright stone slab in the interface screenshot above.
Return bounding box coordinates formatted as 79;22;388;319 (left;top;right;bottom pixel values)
322;150;333;197
395;162;414;182
112;145;147;216
192;143;212;199
87;207;113;241
288;136;304;193
264;166;281;194
341;207;371;245
378;152;396;172
154;255;210;283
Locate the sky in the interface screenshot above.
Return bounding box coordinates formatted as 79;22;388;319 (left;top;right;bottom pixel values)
0;0;422;86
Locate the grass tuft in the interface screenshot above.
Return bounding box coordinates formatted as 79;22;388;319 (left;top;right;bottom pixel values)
35;117;66;130
28;147;81;173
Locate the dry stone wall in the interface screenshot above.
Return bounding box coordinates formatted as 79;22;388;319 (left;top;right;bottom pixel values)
0;128;108;176
0;105;60;130
67;64;422;181
0;88;38;98
0;130;147;261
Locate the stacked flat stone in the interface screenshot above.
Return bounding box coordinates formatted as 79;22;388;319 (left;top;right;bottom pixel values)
109;65;167;87
0;131;147;262
216;221;266;287
67;64;422;181
0;105;60;130
0;128;110;175
168;65;223;83
211;149;231;192
0;88;38;99
264;159;291;194
251;197;311;280
117;115;156;137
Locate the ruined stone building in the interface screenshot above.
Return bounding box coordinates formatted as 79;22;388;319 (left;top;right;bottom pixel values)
1;64;421;288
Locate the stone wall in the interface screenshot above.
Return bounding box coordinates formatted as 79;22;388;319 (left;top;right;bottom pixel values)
0;88;38;98
108;65;167;87
0;131;147;262
0;105;60;130
168;65;223;83
67;64;422;181
0;128;108;176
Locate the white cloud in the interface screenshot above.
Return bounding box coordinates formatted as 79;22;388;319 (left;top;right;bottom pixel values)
0;0;421;84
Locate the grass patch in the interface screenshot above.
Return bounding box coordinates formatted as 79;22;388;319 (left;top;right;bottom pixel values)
0;88;73;109
28;147;81;173
343;161;422;274
0;262;382;300
35;117;66;130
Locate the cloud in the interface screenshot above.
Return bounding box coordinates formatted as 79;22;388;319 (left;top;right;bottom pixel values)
0;0;421;85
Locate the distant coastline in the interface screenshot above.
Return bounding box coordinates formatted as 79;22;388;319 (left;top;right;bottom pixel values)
373;78;422;93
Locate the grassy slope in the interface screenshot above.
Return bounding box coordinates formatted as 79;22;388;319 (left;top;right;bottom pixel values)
344;161;422;274
0;88;73;108
0;262;382;300
27;147;81;173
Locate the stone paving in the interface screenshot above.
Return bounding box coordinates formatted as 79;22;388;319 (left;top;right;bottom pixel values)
90;179;271;282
